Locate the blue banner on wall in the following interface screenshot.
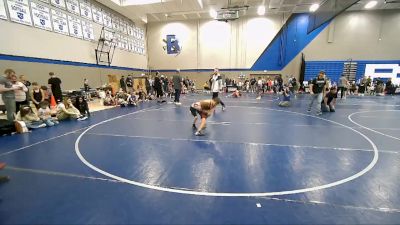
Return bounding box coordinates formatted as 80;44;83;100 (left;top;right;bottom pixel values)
163;34;181;55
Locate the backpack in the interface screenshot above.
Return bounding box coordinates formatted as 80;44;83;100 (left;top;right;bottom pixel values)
0;119;16;136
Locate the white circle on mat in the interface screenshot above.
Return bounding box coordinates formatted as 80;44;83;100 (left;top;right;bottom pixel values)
75;106;379;197
348;110;400;141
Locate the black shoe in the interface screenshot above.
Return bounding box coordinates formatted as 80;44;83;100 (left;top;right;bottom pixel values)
0;176;10;183
192;124;197;130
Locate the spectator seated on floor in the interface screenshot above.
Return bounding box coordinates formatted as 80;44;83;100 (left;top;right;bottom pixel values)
103;91;116;106
116;91;128;107
16;105;46;129
137;87;146;101
127;91;138;106
278;87;291;107
146;94;156;101
38;101;59;127
56;98;83;121
75;96;90;118
321;87;337;112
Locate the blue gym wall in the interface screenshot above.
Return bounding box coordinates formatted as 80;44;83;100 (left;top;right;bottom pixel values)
250;14;330;71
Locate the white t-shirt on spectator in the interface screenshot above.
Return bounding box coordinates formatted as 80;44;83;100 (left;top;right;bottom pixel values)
13;82;28;102
38;107;51;119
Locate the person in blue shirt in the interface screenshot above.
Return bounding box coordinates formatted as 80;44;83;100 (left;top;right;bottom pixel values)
279;86;291;107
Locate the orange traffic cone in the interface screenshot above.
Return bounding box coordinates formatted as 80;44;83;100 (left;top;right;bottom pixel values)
50;95;57;109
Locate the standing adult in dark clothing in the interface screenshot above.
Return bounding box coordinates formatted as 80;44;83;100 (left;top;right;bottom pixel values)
163;76;169;96
386;78;394;95
277;75;284;92
307;71;327;116
126;75;134;93
173;70;183;105
120;76;126;92
48;72;63;103
145;77;151;95
154;72;164;103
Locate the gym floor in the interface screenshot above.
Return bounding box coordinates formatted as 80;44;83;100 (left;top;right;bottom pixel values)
0;93;399;224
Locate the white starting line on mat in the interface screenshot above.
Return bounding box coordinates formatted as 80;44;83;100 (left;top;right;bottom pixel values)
0;106;163;158
0;126;91;157
83;132;397;155
5;166;121;183
6;166;400;214
256;196;400;214
75;105;379;197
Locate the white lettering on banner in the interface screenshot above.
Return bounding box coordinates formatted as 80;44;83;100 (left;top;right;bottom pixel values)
365;64;400;85
135;39;139;54
102;11;111;28
127;25;134;37
91;5;103;25
104;30;113;45
81;20;94;41
68;15;82;38
79;0;91;20
51;0;66;10
128;39;133;52
114;33;122;49
0;0;8;20
7;0;32;26
112;15;119;31
31;2;52;31
51;9;68;35
120;20;127;34
122;36;128;50
66;0;79;15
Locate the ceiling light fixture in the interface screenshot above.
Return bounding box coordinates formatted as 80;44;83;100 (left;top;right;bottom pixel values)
257;5;266;15
309;3;319;12
209;9;217;18
365;1;378;9
197;0;203;9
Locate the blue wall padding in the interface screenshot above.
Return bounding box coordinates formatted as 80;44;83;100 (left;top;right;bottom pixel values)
251;13;330;71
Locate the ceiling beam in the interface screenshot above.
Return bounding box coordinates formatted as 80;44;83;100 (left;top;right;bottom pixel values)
182;14;188;19
150;13;161;21
197;12;201;18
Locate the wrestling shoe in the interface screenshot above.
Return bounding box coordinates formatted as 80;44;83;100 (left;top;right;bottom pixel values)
195;130;205;136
